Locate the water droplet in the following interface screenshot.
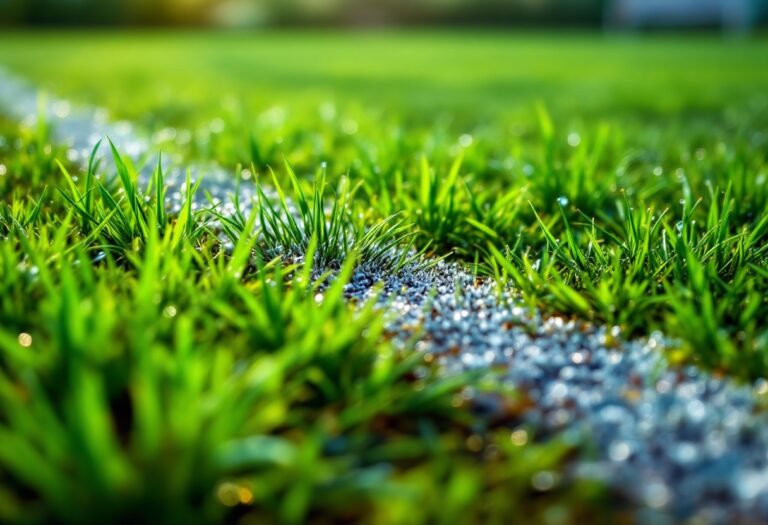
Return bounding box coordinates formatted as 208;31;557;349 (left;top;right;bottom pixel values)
557;196;569;207
531;471;558;491
737;471;768;500
644;482;670;508
163;305;178;318
17;333;32;347
550;381;569;400
66;149;80;162
608;441;631;462
567;132;581;147
670;442;699;464
510;429;528;446
686;399;706;421
571;351;587;364
342;120;359;135
216;482;241;507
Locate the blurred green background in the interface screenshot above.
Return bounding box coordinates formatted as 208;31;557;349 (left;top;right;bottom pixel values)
1;0;767;28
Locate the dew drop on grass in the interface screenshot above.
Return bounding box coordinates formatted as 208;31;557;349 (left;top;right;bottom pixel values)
608;441;631;462
216;483;241;507
459;133;473;147
163;305;178;318
342;120;359;134
567;132;581;147
571;351;586;364
671;443;699;465
644;482;670;509
531;471;558;491
686;399;706;421
17;333;32;347
557;196;569;207
510;429;528;446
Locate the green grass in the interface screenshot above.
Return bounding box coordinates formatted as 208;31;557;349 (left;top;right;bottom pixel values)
1;31;767;523
0;121;609;524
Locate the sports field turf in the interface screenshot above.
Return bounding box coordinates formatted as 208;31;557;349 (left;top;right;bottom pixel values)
1;32;768;523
